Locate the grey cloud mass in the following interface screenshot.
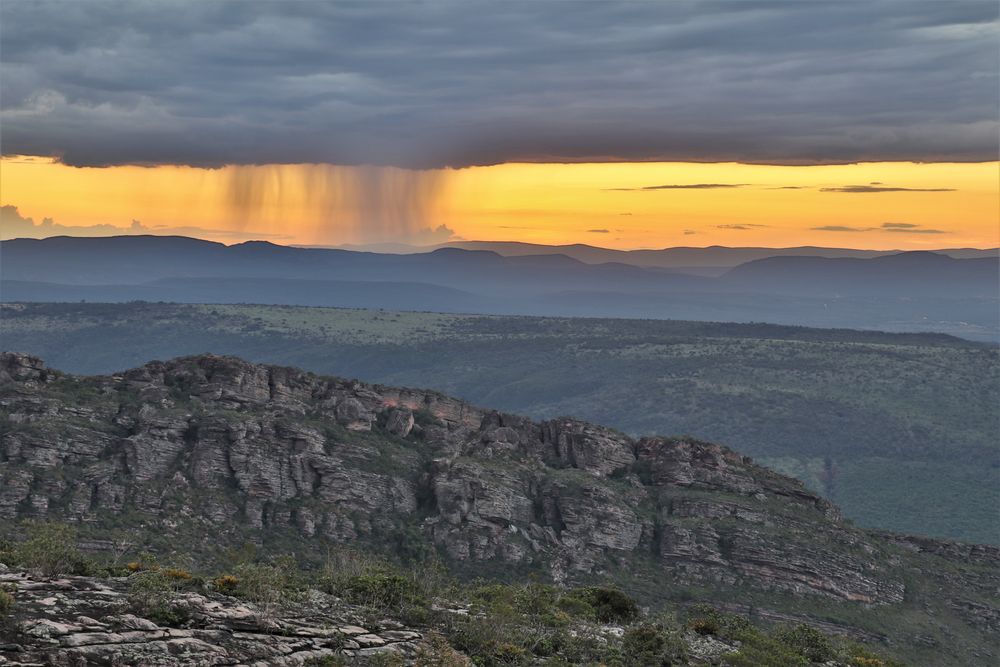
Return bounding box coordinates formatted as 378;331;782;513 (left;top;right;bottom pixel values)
1;1;997;168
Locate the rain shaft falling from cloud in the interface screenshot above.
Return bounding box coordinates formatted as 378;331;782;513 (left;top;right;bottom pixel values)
226;164;453;245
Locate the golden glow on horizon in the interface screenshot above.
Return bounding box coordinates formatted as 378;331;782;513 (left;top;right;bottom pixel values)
1;156;997;249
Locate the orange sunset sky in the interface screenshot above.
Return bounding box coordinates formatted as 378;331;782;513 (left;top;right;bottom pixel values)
2;157;997;250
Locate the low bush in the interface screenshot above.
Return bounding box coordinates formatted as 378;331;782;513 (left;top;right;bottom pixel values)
565;586;638;624
774;623;835;662
228;558;298;618
213;574;240;593
343;572;425;611
10;521;92;577
413;631;471;666
684;604;749;639
126;570;191;626
621;623;686;666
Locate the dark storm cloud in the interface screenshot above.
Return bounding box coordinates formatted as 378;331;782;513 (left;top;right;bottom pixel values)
1;1;997;168
820;185;957;193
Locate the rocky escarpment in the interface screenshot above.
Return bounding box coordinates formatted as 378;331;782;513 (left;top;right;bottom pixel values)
0;352;894;603
1;352;998;665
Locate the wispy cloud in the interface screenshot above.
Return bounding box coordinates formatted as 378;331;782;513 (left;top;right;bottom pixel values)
609;183;747;191
0;205;293;241
820;185;955;193
587;228;610;233
883;226;947;234
718;223;770;230
812;225;870;232
811;222;949;234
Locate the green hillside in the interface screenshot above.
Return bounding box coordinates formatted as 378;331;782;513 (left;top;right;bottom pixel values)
2;301;997;544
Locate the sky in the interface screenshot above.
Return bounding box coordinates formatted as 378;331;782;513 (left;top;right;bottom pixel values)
1;1;997;249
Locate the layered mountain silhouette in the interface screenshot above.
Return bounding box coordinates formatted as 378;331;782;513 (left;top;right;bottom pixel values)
2;235;997;339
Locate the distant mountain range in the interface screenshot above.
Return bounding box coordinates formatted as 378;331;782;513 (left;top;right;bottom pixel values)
2;235;997;339
331;239;1000;273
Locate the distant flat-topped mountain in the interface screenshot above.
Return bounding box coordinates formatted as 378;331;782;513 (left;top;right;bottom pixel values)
2;235;997;340
0;352;997;666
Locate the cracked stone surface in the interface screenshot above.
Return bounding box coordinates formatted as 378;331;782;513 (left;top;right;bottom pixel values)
0;568;423;666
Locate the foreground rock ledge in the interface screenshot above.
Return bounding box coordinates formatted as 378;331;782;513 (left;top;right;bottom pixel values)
0;566;425;666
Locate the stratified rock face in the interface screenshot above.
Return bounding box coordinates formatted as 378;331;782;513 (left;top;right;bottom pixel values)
0;353;955;611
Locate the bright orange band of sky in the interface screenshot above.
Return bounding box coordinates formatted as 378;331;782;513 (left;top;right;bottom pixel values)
1;156;997;249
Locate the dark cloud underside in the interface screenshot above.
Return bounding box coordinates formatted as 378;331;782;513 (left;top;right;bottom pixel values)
1;1;997;168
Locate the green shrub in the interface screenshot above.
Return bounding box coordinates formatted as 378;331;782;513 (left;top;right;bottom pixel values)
230;558;298;618
126;570;191;626
445;615;522;666
413;631;471;666
774;624;835;662
721;630;809;667
844;645;904;667
11;521;91;577
684;604;750;639
688;616;720;636
621;623;686;666
565;586;638;624
553;593;594;620
366;653;406;667
343;572;425;612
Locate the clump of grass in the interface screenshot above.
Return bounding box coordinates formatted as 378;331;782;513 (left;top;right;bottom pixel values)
0;587;14;620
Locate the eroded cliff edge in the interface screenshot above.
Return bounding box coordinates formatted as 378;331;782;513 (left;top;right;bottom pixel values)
1;352;997;665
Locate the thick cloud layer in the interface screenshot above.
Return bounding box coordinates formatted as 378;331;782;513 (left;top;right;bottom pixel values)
1;1;996;168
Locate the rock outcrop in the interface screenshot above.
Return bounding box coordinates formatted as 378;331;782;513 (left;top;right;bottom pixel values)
1;352;997;666
0;566;425;666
